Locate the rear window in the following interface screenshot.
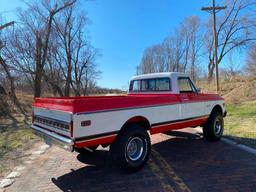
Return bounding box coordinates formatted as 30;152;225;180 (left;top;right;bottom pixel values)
130;78;171;92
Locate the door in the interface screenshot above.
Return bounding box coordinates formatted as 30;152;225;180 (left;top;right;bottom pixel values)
177;77;205;120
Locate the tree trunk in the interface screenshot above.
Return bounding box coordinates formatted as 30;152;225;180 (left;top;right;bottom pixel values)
34;35;43;98
0;56;27;116
64;53;72;96
208;59;215;82
0;85;7;95
43;74;64;97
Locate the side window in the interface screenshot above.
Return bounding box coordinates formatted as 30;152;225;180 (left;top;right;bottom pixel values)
141;79;148;91
130;80;140;91
148;79;155;91
178;77;193;93
130;77;171;92
141;79;156;91
155;78;171;91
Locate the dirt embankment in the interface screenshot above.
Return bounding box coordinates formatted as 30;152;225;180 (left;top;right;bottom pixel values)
198;77;256;104
0;91;33;118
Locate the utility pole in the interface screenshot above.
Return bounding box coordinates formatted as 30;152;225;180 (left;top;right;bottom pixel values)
202;0;226;92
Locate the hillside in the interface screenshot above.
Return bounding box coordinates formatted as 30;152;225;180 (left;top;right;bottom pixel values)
198;76;256;104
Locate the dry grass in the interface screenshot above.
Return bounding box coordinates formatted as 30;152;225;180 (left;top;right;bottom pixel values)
197;76;256;104
0;116;39;177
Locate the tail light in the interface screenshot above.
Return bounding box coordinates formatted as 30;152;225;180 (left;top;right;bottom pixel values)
34;116;70;132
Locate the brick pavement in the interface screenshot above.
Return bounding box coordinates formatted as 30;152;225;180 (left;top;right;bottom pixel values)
5;128;256;192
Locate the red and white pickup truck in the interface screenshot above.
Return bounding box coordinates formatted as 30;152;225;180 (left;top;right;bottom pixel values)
31;72;226;171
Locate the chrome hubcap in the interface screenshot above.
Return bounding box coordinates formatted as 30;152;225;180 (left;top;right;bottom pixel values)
127;137;144;161
215;119;222;135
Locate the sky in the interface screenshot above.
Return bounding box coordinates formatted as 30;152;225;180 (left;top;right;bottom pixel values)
1;0;214;90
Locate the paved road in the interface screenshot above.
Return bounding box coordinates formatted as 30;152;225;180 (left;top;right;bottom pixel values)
6;128;256;192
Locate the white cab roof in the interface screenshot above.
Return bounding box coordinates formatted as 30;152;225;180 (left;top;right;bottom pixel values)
130;72;188;81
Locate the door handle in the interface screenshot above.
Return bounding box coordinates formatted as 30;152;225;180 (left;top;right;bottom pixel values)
183;98;189;101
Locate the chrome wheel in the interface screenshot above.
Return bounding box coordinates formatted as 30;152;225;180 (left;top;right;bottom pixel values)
214;118;222;136
126;137;144;161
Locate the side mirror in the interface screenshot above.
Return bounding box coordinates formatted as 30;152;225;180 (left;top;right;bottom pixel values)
197;88;201;93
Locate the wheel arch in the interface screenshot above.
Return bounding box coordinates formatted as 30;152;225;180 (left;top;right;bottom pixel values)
211;104;223;116
119;116;151;135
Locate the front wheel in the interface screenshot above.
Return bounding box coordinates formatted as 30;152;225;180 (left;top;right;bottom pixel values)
203;112;224;141
110;124;151;172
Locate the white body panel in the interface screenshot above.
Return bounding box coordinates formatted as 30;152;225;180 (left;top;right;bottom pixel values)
72;99;224;139
182;102;206;119
73;104;182;138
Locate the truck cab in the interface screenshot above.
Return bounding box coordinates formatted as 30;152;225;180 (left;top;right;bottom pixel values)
129;72;225;121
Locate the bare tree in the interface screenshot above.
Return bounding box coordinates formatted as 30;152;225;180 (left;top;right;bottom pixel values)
16;0;77;98
180;16;202;80
137;16;202;80
0;0;101;121
3;26;36;91
0;21;27;116
73;47;100;96
246;44;256;76
44;41;64;96
0;55;27;115
204;0;256;81
138;46;155;74
51;5;100;96
53;8;74;96
164;29;186;72
1;0;100;98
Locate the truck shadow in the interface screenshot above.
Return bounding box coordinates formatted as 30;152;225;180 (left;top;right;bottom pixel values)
51;131;200;192
51;131;256;192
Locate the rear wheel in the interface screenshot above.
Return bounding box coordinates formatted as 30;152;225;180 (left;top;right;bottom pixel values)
110;124;151;172
203;112;224;141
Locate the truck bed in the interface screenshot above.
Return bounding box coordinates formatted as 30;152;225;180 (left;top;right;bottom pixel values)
32;94;182;114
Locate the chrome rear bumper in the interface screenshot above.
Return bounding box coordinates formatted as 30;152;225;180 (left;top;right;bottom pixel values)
31;125;74;152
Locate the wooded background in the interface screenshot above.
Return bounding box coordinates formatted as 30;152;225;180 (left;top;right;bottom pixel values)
137;0;256;81
0;0;101;99
0;0;256;117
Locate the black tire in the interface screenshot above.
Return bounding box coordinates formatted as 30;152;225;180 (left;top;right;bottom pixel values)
110;124;151;172
75;145;99;154
203;112;224;141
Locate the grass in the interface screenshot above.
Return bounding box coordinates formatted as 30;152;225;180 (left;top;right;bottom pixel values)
0;117;38;177
224;102;256;148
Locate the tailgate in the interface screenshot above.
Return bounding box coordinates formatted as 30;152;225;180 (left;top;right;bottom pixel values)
31;107;74;151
